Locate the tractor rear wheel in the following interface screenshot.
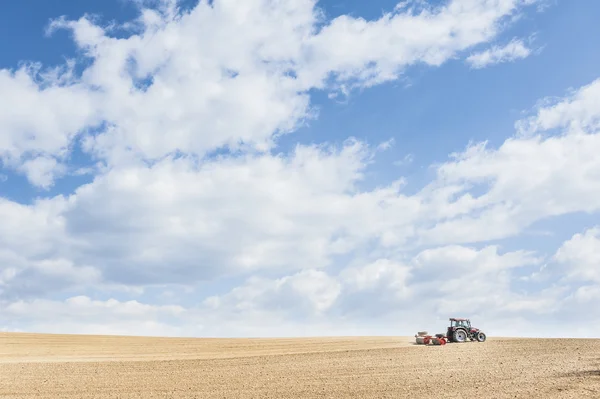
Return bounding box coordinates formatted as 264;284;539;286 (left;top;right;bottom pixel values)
476;332;487;342
453;329;467;343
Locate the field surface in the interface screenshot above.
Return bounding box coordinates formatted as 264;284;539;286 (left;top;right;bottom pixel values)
1;333;599;398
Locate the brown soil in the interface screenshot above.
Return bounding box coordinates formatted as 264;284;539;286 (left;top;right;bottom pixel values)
1;333;599;398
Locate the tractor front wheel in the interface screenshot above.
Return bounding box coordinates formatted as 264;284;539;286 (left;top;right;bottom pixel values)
476;332;487;342
453;329;467;343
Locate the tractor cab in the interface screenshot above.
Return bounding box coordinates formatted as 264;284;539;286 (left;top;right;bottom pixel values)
450;318;472;330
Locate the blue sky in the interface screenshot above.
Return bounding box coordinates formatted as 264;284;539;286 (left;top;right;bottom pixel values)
1;0;600;338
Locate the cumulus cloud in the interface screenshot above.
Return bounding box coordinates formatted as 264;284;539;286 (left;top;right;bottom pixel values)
552;227;600;283
515;77;600;136
466;37;532;69
0;0;538;186
19;69;600;291
52;139;424;286
0;66;100;187
2;241;590;338
417;76;600;246
1;296;187;337
204;269;342;318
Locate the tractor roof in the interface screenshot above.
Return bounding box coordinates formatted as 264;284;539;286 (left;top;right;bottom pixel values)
449;318;470;321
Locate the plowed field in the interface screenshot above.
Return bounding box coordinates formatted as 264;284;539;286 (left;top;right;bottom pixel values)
1;333;599;398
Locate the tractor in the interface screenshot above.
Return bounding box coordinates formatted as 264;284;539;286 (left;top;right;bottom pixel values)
446;318;486;343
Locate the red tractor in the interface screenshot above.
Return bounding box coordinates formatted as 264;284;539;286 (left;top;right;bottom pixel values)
446;318;486;343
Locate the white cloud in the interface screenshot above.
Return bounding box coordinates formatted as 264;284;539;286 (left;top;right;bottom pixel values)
0;0;539;186
393;152;414;167
466;37;532;69
3;73;600;306
340;258;410;295
0;253;101;300
54;139;423;286
0;138;418;292
515;78;600;136
0;65;100;187
204;269;341;317
552;227;600;283
202;244;544;330
301;0;536;87
2;242;585;338
17;155;67;189
416;77;600;246
1;295;187;337
0;197;67;260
